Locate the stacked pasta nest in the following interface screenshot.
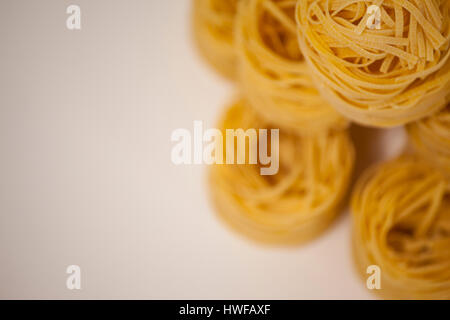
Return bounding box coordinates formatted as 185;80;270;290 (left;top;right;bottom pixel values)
193;0;450;299
193;0;240;79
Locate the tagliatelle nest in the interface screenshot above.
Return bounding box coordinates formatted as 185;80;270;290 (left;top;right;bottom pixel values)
209;99;354;245
193;0;240;79
296;0;450;127
352;156;450;299
236;0;347;134
407;104;450;177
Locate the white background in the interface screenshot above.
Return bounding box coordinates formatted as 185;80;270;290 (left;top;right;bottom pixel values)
0;0;406;299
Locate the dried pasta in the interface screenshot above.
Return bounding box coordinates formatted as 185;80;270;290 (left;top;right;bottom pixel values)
352;156;450;299
236;0;348;134
407;103;450;177
193;0;240;79
296;0;450;127
210;99;354;245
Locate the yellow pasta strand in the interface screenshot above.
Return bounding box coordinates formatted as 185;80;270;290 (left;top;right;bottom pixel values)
193;0;240;79
209;99;355;245
296;0;450;127
235;0;348;135
352;156;450;299
408;103;450;177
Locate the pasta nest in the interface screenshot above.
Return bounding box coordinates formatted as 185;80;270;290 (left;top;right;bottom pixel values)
209;99;354;245
193;0;240;79
407;103;450;177
352;156;450;299
296;0;450;127
235;0;348;135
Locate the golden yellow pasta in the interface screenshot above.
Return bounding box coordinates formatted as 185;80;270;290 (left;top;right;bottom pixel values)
296;0;450;127
235;0;348;134
407;103;450;177
192;0;240;79
352;156;450;299
210;100;354;245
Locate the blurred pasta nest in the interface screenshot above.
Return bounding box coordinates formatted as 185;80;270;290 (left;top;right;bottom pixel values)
236;0;347;134
407;104;450;177
193;0;240;79
352;157;450;299
209;100;354;245
296;0;450;127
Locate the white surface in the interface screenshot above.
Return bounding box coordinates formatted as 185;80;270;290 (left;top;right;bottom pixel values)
0;0;406;299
